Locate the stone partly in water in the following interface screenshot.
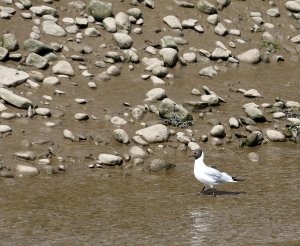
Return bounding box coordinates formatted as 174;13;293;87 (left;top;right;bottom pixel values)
266;129;286;142
148;159;176;172
98;154;123;166
16;165;39;177
0;88;33;109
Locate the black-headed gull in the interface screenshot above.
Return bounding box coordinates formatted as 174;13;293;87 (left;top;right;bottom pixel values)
191;149;244;196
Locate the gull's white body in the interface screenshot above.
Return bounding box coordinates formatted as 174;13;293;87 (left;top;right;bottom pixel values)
194;151;237;189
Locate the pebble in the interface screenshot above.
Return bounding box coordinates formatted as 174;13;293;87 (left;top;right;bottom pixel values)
16;164;39;177
98;154;123;166
266;129;286;142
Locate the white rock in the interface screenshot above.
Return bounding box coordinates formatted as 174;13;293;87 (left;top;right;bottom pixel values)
199;66;217;77
42;20;66;36
113;129;130;144
110;116;127;125
244;89;262;98
129;146;148;158
52;60;74;76
0;88;32;109
229;117;240;128
113;33;133;49
0;124;12;133
237;49;261;64
103;17;117;32
144;88;166;102
210;125;226;138
16;165;39;177
63;129;76;141
0;65;29;87
266;129;286;142
163;15;182;30
291;34;300;43
35;107;51;116
98;154;123;166
285;1;300;12
214;23;228;36
136;124;170;143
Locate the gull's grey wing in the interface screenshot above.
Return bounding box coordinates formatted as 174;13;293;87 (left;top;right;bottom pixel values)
204;166;233;183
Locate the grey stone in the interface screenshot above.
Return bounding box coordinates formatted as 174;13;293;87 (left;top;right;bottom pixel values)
87;0;112;21
113;129;130;144
197;0;217;14
163;15;183;30
74;113;89;120
214;23;228;36
242;131;263;147
2;33;18;51
127;8;142;19
159;98;193;122
244;89;262;98
201;94;219;105
25;53;48;69
110;116;127;125
30;5;58;16
207;14;219;25
13;151;36;161
237;49;261;64
211;47;230;59
160;36;177;49
148;159;176;172
132;107;144;120
63;129;76;141
285;1;300;12
0;124;12;133
291;34;300;43
136;124;170;143
267;8;280;17
244;107;266;122
210;125;226;138
35;107;51;116
85;27;100;37
16;164;39;177
159;48;178;68
144;88;167;102
229;117;240;128
266;129;286;142
199;66;217;77
24;38;53;55
113;33;133;49
52;60;74;76
102;17;117;32
0;65;29;87
115;12;131;32
129;146;148;158
0;88;32;109
98;154;123;166
42;20;66;37
0;47;8;61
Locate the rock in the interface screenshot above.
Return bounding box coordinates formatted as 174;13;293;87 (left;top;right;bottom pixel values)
176;132;191;144
148;159;176;172
30;5;58;16
35;107;51;116
113;33;133;49
103;17;117;32
158;48;178;68
199;66;217;77
152;65;168;77
285;1;300;12
207;14;219;25
87;0;112;21
25;53;48;69
217;0;231;8
24;38;53;55
188;141;200;151
132;107;144;120
74;113;89;120
127;7;142;19
144;88;167;102
266;129;286;142
13;151;36;161
2;33;18;51
85;27;100;37
214;23;228;36
244;89;262;98
229;117;240;128
273;112;285;119
113;129;130;144
52;60;74;76
0;88;32;109
98;154;123;166
115;12;131;32
210;125;226;138
110;116;127;125
182;18;198;29
0;65;29;87
42;20;66;37
63;129;76;141
136;124;170;143
242;131;263;147
163;15;182;30
129;146;148;158
16;164;39;177
248;152;259;162
160;36;177;49
244;107;266;122
159;98;193;122
197;0;217;14
211;47;230;60
182;52;197;63
0;47;8;61
43;76;60;85
267;8;280;17
286;101;300;108
201;94;219;106
291;34;300;43
238;116;257;126
107;65;121;76
0;124;12;133
237;49;261;64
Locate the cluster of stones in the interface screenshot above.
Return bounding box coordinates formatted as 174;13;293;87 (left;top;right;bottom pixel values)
0;0;300;177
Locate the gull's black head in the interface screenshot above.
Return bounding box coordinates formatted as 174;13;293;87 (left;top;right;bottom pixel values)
192;149;203;159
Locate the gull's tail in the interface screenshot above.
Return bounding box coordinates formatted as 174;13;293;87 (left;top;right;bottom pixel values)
232;177;245;182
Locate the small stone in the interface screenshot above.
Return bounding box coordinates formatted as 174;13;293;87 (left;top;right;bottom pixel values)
210;125;226;138
129;146;148;158
52;60;74;76
113;33;133;49
163;15;183;30
266;129;286;142
199;66;217;77
42;20;66;36
0;125;12;133
74;113;89;120
229;117;240;128
237;49;261;64
110;116;127;125
13;151;36;161
148;159;176;172
113;129;130;144
16;165;39;177
63;129;76;141
248;152;259;162
136;124;170;143
244;89;262;98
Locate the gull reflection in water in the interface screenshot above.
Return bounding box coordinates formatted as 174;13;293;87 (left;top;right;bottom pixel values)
189;210;210;245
